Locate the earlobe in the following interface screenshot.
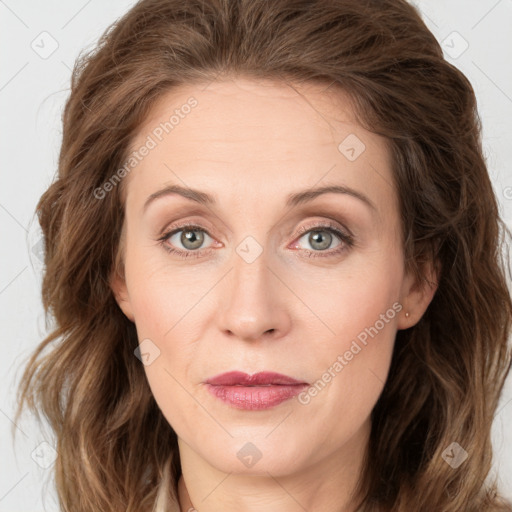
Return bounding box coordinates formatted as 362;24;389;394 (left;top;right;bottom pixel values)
397;258;440;330
110;270;135;323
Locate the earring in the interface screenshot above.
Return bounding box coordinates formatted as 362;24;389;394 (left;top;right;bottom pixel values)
405;312;410;318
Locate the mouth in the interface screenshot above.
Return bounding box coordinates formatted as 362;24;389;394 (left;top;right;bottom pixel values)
204;371;309;410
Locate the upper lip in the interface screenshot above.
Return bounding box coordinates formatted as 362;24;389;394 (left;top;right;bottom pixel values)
205;371;308;386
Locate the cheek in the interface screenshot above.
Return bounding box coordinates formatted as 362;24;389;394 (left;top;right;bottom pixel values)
300;256;403;347
124;246;203;390
295;309;397;451
124;240;188;337
294;259;402;421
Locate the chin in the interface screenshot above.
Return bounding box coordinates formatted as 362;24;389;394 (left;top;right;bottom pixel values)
198;435;314;477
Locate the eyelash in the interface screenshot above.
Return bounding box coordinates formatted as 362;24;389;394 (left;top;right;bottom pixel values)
157;221;354;259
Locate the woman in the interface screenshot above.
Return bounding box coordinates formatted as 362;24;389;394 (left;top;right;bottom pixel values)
14;0;512;510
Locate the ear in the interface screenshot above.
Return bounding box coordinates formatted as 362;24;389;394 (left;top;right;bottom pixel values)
396;254;440;330
110;268;135;323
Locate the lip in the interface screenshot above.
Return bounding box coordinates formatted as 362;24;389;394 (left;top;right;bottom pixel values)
205;371;307;386
204;371;309;410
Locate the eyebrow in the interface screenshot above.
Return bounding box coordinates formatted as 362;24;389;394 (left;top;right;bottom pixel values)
143;184;377;213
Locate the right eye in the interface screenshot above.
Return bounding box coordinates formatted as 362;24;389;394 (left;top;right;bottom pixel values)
158;224;217;258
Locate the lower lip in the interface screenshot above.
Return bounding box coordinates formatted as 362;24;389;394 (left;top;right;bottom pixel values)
205;384;308;410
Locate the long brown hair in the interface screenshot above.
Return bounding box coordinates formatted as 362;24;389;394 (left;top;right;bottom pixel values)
14;0;512;510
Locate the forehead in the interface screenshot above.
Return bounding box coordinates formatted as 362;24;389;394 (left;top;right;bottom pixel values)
132;77;361;148
121;77;395;219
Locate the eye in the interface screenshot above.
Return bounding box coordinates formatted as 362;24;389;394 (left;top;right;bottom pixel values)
158;224;216;258
292;222;354;258
298;229;339;251
168;227;211;250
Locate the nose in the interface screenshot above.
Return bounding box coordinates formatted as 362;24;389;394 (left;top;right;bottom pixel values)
215;246;292;342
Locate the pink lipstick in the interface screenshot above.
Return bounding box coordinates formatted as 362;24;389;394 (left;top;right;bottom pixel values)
204;371;308;410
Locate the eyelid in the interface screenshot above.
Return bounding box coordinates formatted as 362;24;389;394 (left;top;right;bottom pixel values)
159;219;215;239
293;219;353;240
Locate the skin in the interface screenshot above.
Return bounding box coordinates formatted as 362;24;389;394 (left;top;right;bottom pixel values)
111;77;438;512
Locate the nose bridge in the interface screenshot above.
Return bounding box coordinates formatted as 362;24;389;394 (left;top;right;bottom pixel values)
215;232;289;340
231;235;273;313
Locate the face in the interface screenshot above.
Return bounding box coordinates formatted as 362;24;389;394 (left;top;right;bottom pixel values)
111;77;436;478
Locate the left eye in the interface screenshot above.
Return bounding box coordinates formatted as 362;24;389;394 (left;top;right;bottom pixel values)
295;228;343;252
